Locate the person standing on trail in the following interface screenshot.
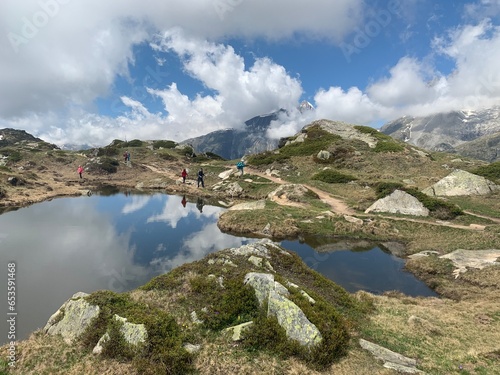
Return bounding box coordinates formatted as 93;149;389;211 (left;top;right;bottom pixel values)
236;160;245;176
197;168;205;188
123;151;128;163
77;165;84;179
181;168;188;183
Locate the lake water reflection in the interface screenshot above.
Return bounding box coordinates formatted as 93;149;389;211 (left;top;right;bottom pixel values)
0;192;436;344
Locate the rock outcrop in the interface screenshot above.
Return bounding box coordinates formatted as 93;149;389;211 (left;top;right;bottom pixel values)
422;170;499;196
244;272;322;347
360;339;425;374
44;292;100;343
365;190;429;216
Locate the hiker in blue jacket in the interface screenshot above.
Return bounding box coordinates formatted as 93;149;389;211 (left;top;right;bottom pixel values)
197;168;205;188
236;160;245;176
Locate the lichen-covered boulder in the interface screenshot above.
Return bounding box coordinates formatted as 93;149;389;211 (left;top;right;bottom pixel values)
423;169;499;196
365;190;429;216
267;290;322;347
44;292;100;343
244;272;322;347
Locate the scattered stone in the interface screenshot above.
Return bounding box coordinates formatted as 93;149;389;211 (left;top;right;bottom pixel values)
190;311;203;325
44;292;100;344
228;200;265;210
223;321;254;341
300;290;316;305
316;150;331;160
343;215;364;225
359;339;425;374
365;190;430;217
248;256;263;268
218;169;234;179
183;343;202;353
264;260;274;272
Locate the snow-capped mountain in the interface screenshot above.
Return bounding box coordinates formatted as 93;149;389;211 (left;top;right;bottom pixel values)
380;107;500;161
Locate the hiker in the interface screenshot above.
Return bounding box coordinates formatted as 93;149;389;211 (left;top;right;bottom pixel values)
123;151;128;163
77;165;84;179
126;151;131;162
236;160;245;176
181;195;187;208
196;197;204;213
197;168;205;188
181;168;188;183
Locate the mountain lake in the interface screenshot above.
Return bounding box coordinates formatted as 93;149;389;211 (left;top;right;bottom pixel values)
0;191;437;344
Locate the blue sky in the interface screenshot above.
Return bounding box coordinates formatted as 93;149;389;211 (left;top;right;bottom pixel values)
1;0;500;147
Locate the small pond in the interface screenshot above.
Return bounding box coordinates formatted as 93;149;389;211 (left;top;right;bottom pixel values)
0;192;436;344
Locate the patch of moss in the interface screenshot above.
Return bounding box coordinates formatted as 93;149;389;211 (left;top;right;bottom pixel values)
312;169;357;183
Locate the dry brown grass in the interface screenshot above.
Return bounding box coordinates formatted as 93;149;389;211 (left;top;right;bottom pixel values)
360;292;500;375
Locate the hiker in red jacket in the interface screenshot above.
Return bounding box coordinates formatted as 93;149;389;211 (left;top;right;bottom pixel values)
77;165;84;179
181;168;188;183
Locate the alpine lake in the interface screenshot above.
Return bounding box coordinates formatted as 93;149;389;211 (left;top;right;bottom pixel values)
0;190;437;344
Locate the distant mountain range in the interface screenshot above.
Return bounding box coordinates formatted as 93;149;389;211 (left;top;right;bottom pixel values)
380;107;500;162
181;101;314;160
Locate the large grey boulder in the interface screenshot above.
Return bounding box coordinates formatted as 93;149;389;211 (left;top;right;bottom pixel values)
44;292;100;343
365;190;429;217
244;272;322;347
423;169;499;196
267;290;322;347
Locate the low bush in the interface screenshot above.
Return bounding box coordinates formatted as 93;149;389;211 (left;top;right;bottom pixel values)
471;161;500;182
83;291;194;374
373;140;405;153
195;277;259;331
124;139;144;147
152;140;177;149
247;151;290;166
374;182;405;199
312;169;357;184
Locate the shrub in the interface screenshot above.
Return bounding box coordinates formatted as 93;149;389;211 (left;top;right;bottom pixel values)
374;182;404;199
471;161;500;182
152;140;177;149
312;169;357;184
124;139;143;147
83;291;194;374
158;151;177;161
97;146;120;157
192;277;259;331
373;140;405;153
248;151;289;166
404;188;463;220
